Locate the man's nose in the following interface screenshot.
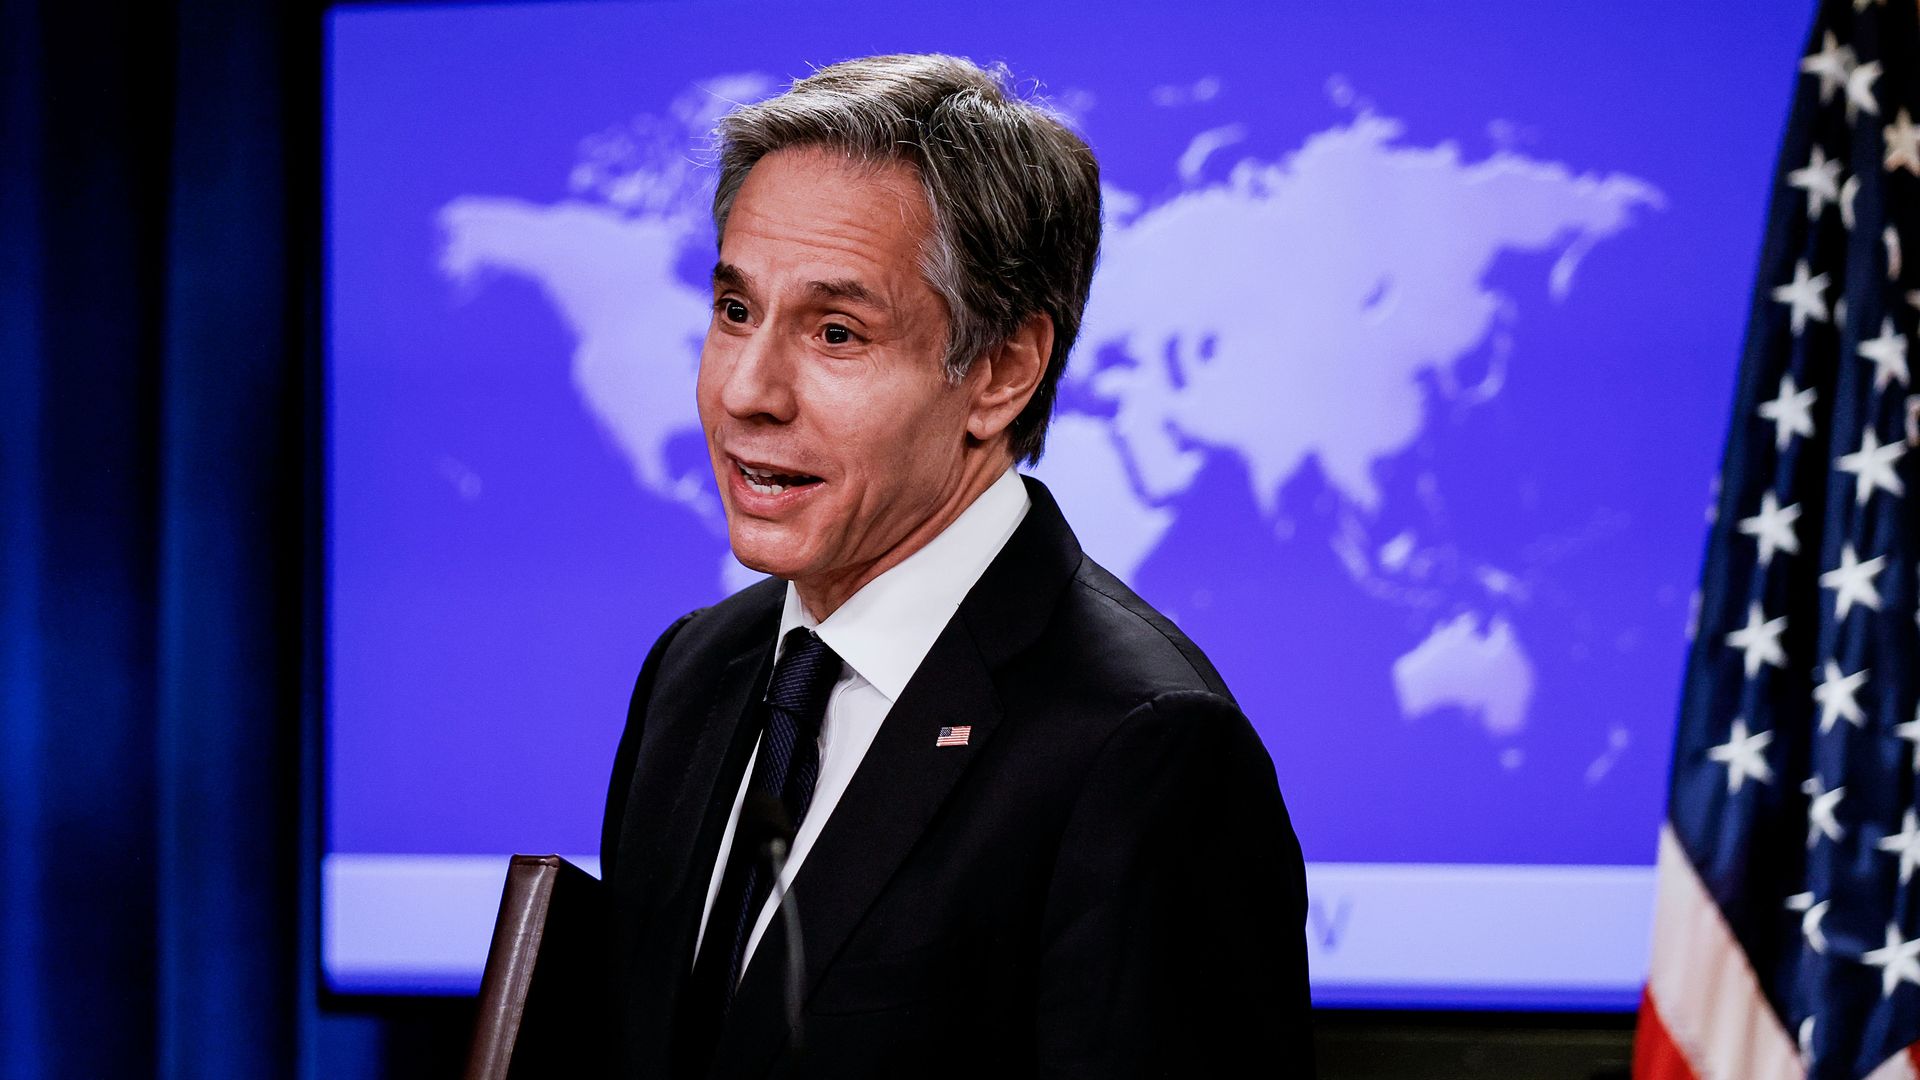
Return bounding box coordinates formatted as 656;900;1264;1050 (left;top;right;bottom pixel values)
718;325;798;423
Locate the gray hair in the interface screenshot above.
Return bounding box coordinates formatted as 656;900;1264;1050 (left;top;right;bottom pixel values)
711;54;1102;464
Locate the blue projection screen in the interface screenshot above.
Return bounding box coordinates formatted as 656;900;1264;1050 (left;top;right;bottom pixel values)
324;0;1811;1006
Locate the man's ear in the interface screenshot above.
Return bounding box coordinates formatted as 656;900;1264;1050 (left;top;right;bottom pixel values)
965;313;1054;444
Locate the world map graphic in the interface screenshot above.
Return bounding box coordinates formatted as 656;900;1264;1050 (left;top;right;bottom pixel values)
439;74;1660;756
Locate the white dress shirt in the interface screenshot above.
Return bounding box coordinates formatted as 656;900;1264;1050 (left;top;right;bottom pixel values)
692;467;1031;975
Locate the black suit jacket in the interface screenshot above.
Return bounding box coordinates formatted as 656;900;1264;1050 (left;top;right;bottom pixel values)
600;477;1313;1078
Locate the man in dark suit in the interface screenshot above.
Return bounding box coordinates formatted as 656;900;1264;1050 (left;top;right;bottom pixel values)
600;53;1313;1078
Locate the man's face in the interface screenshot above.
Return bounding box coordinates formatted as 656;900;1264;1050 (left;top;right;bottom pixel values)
698;147;976;593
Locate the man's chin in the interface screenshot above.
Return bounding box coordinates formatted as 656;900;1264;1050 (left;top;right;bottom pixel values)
725;530;815;583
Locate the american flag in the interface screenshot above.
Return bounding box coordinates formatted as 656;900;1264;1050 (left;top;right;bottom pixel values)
935;725;971;748
1636;2;1920;1077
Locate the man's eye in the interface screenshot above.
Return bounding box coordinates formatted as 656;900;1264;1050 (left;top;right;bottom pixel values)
719;299;749;323
823;324;852;345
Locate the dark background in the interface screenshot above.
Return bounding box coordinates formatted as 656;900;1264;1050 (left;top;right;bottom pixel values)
0;0;1643;1074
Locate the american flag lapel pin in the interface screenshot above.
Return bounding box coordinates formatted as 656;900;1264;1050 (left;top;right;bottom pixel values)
935;725;972;748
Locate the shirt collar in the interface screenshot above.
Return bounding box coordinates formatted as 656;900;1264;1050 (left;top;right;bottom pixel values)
776;468;1030;702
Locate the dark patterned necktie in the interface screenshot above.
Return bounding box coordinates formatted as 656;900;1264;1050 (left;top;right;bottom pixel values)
677;627;841;1068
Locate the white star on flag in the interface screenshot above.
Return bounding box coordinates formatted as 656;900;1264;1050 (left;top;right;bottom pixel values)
1863;921;1920;998
1800;1016;1818;1067
1772;260;1831;334
1804;776;1848;845
1788;146;1844;219
1820;543;1887;618
1858;317;1911;389
1888;109;1920;176
1894;705;1920;772
1802;32;1856;104
1842;173;1861;230
1879;809;1920;883
1725;603;1789;676
1803;901;1831;954
1836;426;1906;505
1757;373;1817;449
1737;491;1801;566
1787;891;1832;954
1708;717;1776;792
1889;225;1905;281
1847;59;1883;122
1814;661;1869;733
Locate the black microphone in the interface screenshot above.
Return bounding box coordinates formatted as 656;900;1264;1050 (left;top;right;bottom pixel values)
740;790;807;1052
737;789;795;851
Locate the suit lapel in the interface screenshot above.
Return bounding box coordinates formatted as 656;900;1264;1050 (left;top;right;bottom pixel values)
659;647;772;933
706;477;1085;1076
711;614;1002;1076
627;641;773;1060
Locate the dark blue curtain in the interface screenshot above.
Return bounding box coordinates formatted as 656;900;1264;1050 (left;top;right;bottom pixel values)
0;1;450;1076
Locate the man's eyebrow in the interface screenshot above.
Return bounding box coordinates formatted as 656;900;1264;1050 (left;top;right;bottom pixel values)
807;278;889;312
712;264;889;313
711;261;753;293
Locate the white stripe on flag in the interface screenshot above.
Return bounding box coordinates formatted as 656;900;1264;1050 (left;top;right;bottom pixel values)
1646;823;1804;1080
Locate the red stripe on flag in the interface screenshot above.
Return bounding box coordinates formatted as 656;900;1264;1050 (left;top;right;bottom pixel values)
1907;1039;1920;1075
1635;987;1702;1080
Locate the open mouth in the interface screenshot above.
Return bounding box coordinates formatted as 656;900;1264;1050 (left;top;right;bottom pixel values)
736;462;824;496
